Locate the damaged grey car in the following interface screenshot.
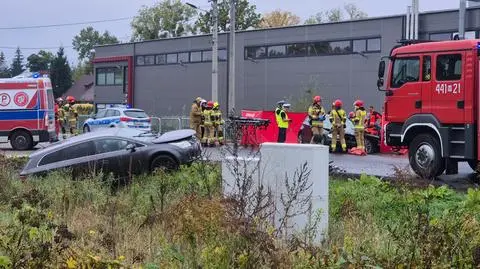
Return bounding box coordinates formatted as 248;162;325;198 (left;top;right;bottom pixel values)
20;128;201;178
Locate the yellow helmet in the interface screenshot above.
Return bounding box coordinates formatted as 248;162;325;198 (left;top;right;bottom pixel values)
213;102;219;108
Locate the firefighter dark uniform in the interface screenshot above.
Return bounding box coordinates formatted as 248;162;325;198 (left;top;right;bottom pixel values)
212;102;224;145
352;100;367;152
329;99;347;152
308;96;326;144
190;97;203;139
276;103;291;143
202;101;215;146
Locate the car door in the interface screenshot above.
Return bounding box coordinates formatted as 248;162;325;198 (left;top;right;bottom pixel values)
430;52;465;124
91;110;107;131
385;55;422;122
101;109;117;128
93;137;147;177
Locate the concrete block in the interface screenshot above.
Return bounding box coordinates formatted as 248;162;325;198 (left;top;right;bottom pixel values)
221;155;261;196
260;143;329;242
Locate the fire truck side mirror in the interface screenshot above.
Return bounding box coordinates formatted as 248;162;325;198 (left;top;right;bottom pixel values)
377;78;384;88
378;60;386;78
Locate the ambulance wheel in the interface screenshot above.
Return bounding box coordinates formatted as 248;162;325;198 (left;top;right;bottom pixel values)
10;130;34;151
409;134;445;179
83;125;90;133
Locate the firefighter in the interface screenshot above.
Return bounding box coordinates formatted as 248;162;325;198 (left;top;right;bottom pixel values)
64;96;79;136
190;97;203;139
199;99;207;140
202;101;215;146
351;100;367;154
277;103;291;143
55;98;65;138
366;105;382;133
212;102;225;145
308;96;326;144
329;99;347;152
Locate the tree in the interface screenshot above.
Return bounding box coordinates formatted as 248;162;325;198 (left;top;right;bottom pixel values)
195;0;262;33
0;52;9;78
10;47;25;77
26;50;54;72
304;3;367;24
50;47;72;98
73;26;119;63
131;0;197;41
344;3;368;20
259;10;300;29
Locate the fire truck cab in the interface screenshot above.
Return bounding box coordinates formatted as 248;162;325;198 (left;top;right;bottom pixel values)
377;39;480;178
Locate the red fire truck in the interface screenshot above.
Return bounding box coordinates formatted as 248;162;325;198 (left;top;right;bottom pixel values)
377;39;480;178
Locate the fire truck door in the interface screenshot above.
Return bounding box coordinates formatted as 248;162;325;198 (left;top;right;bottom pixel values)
431;53;465;124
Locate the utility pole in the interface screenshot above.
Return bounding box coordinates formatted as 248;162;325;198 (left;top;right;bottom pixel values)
211;0;218;102
228;0;236;115
459;0;467;40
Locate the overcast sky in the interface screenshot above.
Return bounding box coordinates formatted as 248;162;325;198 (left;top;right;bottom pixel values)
0;0;463;66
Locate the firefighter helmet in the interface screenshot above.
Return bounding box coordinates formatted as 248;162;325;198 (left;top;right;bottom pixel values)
313;96;321;103
213;102;219;109
195;97;202;103
66;96;75;103
56;97;64;103
348;112;355;118
354;100;364;107
334;99;343;107
207;101;214;108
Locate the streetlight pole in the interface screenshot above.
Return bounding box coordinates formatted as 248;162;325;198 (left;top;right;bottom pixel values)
186;1;218;102
211;0;218;102
228;0;236;115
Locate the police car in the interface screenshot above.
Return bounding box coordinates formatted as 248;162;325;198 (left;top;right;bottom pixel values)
82;106;151;133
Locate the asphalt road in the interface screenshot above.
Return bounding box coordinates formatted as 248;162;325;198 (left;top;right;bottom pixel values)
2;142;478;190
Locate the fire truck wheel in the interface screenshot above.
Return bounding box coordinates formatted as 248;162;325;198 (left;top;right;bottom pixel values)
468;160;478;173
10;130;34;151
408;134;445;179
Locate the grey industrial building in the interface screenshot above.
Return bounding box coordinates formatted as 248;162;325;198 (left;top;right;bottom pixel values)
93;6;480;116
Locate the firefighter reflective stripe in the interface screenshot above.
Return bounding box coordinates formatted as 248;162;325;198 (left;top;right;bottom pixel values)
203;110;213;125
354;109;367;129
308;105;325;127
330;109;346;125
278;111;289;128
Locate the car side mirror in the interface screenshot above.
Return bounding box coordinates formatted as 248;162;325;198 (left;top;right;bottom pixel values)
126;144;136;153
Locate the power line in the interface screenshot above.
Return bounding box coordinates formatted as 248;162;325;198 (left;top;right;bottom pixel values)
0;46;73;50
0;17;132;30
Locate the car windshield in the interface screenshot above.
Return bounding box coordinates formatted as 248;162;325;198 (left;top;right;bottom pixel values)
124;110;148;118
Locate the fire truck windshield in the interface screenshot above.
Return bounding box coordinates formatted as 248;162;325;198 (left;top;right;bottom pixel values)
391;57;419;88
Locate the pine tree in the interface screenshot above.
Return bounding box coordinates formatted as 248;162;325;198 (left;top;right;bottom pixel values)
10;47;25;77
50;47;72;98
0;51;10;78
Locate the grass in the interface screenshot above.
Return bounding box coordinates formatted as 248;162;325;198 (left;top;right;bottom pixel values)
0;155;479;268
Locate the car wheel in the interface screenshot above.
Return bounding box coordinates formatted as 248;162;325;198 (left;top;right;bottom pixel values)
83;125;91;133
10;130;34;150
150;155;179;173
408;134;445;179
365;138;377;154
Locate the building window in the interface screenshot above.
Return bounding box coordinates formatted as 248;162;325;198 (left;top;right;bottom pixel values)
245;46;266;59
136;56;145;66
287;44;307;57
391;57;419;88
96;67;124;86
436;54;462;81
366;38;381;52
144;55;155;65
202;50;212;61
190;51;202;62
268;45;286;57
308;42;330;56
167;53;178;64
423;56;431;81
178;52;189;63
429;32;451;41
353;40;366;53
218;49;227;61
329;40;352;54
156;54;166;65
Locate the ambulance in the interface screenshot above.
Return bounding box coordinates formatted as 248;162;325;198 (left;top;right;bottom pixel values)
0;73;57;150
